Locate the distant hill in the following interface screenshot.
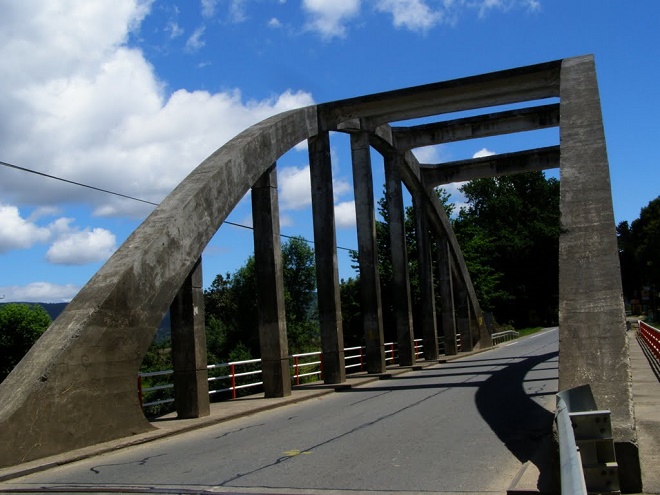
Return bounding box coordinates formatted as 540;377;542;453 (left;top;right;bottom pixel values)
0;302;171;342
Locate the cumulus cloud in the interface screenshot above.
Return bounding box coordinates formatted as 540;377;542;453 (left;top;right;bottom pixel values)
0;1;315;221
0;205;51;253
334;201;356;228
302;0;360;39
0;282;80;303
412;145;444;163
45;220;117;265
279;166;312;210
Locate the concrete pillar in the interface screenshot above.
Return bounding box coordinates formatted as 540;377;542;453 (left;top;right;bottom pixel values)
170;256;210;419
351;131;386;374
454;279;473;353
384;152;415;366
309;131;346;384
558;55;640;491
437;239;457;356
413;194;439;361
251;164;291;398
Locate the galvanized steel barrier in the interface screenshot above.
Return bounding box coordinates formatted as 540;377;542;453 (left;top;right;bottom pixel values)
556;385;619;494
491;330;519;345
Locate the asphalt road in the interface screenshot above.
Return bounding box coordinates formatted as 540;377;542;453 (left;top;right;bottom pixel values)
2;328;558;495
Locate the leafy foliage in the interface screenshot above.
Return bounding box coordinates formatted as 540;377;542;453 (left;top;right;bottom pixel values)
0;303;51;382
453;172;561;326
618;196;660;316
204;236;319;363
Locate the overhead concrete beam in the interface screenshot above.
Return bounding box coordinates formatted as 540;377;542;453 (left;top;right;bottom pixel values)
392;104;559;150
321;60;561;128
420;146;559;187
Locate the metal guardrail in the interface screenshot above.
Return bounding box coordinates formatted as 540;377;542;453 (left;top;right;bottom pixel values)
491;330;519;345
556;385;619;495
556;392;588;495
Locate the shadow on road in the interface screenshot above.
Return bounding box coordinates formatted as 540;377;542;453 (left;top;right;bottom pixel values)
474;350;558;492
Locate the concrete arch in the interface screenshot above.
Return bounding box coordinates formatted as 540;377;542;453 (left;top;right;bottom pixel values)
0;107;318;466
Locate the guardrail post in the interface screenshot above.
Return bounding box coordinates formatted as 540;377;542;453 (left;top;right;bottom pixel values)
230;364;236;400
137;376;143;409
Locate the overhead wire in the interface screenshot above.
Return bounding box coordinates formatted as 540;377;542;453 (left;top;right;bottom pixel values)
0;159;356;252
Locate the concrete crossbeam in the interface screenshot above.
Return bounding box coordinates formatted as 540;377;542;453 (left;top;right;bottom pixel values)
420;146;559;187
392;104;559;151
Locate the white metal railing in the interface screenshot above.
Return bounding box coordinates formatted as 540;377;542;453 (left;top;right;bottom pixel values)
491;330;519;345
139;330;518;409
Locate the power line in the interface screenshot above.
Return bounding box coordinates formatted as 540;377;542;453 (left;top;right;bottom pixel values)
0;159;356;252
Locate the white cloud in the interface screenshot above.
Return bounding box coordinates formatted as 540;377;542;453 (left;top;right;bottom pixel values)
185;26;206;51
46;224;117;265
229;0;248;22
201;0;219;18
412;145;443;163
0;205;51;253
302;0;360;39
375;0;442;31
165;21;184;38
268;17;283;28
473;147;497;158
0;1;315;220
0;282;80;303
279;166;312;210
334;201;356;228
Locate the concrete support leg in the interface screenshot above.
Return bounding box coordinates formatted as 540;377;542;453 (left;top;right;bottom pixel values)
252;164;291;398
170;257;210;419
351;131;386;374
455;281;473;353
558;55;640;491
438;239;457;356
414;194;439;361
309;131;346;384
384;152;415;366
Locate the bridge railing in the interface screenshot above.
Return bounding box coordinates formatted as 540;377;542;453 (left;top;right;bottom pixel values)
636;320;660;378
139;332;513;412
491;330;520;345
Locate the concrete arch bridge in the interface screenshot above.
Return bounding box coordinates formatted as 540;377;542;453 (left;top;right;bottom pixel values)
0;55;637;483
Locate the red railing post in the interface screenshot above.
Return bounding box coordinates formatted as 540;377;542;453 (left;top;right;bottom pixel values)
320;353;324;380
295;356;300;386
360;347;364;372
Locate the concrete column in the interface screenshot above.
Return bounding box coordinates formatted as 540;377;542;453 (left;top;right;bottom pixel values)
454;279;473;353
351;131;386;374
558;55;640;491
413;194;439;361
170;257;210;418
437;239;457;356
309;131;346;384
251;164;291;398
384;152;415;366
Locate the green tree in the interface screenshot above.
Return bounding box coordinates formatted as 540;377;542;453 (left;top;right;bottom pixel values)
453;172;561;327
618;196;660;317
0;303;51;382
204;236;319;361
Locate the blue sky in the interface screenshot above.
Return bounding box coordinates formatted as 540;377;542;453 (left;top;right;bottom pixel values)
0;0;658;303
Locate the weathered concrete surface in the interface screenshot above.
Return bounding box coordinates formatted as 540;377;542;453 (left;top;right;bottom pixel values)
0;107;318;467
170;257;210;418
308;131;346;384
558;55;640;492
251;164;291;398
